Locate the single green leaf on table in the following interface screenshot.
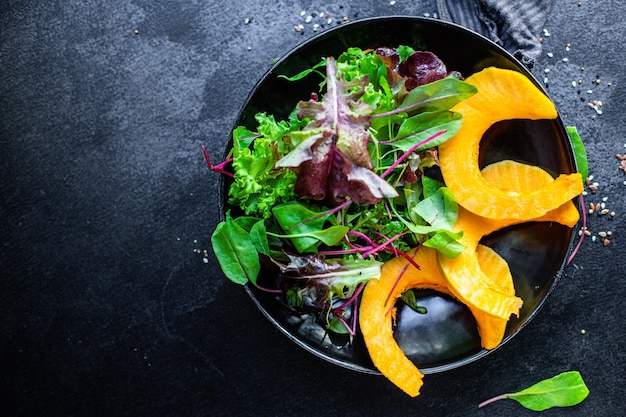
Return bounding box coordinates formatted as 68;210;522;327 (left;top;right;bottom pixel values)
479;371;590;411
567;125;589;183
211;215;260;286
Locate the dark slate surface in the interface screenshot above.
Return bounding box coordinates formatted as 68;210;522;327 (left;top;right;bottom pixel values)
1;1;625;416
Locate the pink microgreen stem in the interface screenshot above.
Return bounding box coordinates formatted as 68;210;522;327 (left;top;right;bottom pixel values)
478;394;508;408
380;130;446;179
566;193;587;266
332;283;365;335
254;283;283;294
384;247;421;314
361;231;404;259
318;247;372;256
335;314;356;336
202;145;234;178
335;283;365;311
347;230;376;247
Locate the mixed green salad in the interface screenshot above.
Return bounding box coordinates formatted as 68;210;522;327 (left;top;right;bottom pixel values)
209;45;480;337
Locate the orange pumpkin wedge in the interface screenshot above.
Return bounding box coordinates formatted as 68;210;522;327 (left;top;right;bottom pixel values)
438;67;583;220
438;160;580;320
471;244;514;349
359;247;436;397
360;243;521;396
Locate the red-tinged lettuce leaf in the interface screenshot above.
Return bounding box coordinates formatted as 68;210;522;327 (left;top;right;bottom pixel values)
276;57;399;206
326;148;398;205
282;254;381;300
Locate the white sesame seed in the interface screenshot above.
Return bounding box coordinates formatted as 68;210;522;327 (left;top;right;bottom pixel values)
547;52;554;57
390;0;397;5
602;196;609;202
305;15;313;23
587;89;594;94
572;81;577;88
300;10;306;16
563;57;569;62
544;68;551;73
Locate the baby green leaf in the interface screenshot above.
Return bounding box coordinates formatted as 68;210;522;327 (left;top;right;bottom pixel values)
422;230;465;259
567;126;588;183
399;77;477;114
211;215;260;286
392;110;462;152
272;202;335;253
479;371;590;411
278;59;326;82
250;220;270;256
413;187;459;231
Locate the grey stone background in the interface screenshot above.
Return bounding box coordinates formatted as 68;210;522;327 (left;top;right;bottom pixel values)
2;1;624;415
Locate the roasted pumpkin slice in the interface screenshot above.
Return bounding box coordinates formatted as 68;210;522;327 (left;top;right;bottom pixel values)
359;247;437;397
438;67;583;220
438;159;581;320
481;160;580;228
360;244;521;395
471;244;513;349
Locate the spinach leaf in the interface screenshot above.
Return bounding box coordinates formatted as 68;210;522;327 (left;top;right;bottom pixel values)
479;371;590;411
392;110;463;152
399;77;477;114
211;215;260;286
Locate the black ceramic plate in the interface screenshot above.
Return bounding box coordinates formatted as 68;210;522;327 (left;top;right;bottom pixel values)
219;16;580;374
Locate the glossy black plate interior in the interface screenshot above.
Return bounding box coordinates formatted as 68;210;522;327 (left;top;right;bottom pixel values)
219;16;579;374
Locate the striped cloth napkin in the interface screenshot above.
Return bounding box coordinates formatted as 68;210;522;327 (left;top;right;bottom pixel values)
437;0;554;69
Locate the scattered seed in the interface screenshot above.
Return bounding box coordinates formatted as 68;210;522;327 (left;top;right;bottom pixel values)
547;52;554;58
598;231;607;238
584;229;592;236
580;329;586;335
592;235;597;242
562;57;569;62
610;212;616;217
608;231;613;236
581;66;585;71
604;239;610;246
133;29;139;35
595;203;601;211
